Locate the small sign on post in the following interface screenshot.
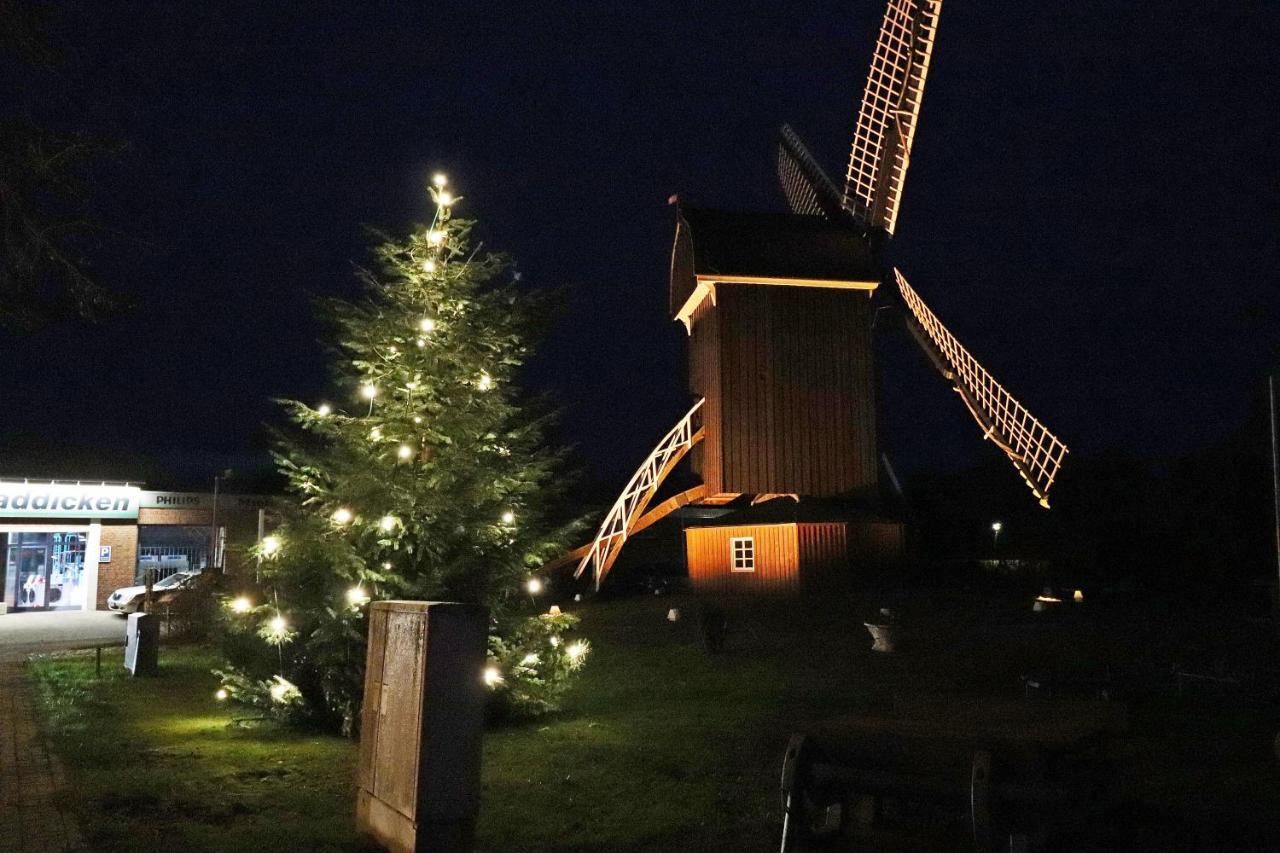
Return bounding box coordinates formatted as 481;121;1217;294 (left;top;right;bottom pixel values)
357;601;488;853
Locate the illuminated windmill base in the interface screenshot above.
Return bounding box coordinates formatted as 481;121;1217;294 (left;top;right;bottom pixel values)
558;0;1070;593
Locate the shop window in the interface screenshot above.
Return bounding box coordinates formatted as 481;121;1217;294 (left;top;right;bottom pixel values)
137;525;211;583
730;536;755;572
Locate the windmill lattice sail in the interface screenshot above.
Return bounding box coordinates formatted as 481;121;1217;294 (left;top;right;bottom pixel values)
895;269;1068;507
844;0;942;235
777;124;845;220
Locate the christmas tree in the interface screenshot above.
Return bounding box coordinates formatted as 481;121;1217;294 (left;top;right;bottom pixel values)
216;175;588;732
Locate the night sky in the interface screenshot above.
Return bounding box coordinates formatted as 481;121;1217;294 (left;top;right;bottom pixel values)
4;1;1278;491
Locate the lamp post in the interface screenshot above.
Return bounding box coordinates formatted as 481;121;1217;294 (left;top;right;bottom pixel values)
210;469;233;573
991;520;1003;550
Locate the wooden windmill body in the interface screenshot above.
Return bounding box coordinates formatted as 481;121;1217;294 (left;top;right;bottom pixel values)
562;0;1069;594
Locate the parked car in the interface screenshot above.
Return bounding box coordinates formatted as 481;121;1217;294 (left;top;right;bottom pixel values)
107;570;201;614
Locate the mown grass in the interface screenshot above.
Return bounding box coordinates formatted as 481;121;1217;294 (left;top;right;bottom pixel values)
27;590;1280;851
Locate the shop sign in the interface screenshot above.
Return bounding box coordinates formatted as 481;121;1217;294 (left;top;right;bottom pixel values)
139;491;272;511
0;483;140;519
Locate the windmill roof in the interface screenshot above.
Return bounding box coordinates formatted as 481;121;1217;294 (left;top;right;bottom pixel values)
677;206;880;284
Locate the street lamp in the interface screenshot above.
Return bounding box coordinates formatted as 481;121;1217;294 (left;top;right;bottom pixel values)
991;521;1003;550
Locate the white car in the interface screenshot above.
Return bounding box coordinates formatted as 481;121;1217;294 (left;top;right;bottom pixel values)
107;571;201;614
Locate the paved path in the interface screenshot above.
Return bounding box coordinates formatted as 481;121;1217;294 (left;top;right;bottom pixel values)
0;612;124;852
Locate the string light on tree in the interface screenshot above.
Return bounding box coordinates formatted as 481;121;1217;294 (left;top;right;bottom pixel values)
432;172;447;188
525;577;543;595
419;318;436;333
477;372;493;391
215;688;228;701
501;510;515;525
316;403;332;417
422;259;436;273
231;596;252;614
332;507;353;525
360;384;378;400
427;230;445;246
380;515;398;532
261;536;281;557
397;444;414;460
483;665;503;687
346;585;370;606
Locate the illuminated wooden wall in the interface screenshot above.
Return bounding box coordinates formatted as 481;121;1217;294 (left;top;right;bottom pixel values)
687;284;878;498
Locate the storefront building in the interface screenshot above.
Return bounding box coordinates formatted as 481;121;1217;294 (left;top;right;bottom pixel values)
0;480;269;614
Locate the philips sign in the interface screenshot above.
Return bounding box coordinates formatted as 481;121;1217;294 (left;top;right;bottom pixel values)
0;483;140;519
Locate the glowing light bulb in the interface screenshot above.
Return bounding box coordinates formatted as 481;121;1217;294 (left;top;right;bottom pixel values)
316;403;331;417
501;510;515;525
270;615;287;634
380;515;397;531
346;585;370;606
215;688;228;701
432;173;448;188
520;653;539;667
231;596;252;614
369;427;382;440
566;641;587;662
477;372;493;391
437;190;454;206
416;338;426;348
360;384;378;400
483;666;503;687
398;444;413;460
269;681;290;702
413;416;423;424
406;380;418;390
261;536;281;556
549;636;560;648
427;230;445;246
419;317;436;333
422;258;436;273
382;561;392;570
991;521;1003;533
332;507;353;525
525;577;543;595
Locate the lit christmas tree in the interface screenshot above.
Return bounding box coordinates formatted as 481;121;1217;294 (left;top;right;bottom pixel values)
217;175;588;731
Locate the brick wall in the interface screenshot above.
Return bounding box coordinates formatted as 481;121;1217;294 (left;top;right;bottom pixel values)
96;523;138;609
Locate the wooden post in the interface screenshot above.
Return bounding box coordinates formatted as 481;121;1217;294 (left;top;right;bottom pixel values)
357;601;488;853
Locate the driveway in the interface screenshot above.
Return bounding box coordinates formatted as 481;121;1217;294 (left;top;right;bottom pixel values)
0;610;125;659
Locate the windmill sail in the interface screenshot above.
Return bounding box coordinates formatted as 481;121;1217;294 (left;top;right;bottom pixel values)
895;269;1068;507
777;124;845;219
844;0;942;235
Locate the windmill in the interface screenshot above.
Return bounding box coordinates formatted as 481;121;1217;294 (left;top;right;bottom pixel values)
561;0;1069;593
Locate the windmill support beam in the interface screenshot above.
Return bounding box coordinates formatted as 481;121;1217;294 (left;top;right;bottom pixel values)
574;399;706;590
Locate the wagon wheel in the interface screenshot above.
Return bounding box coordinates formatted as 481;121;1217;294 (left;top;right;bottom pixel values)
780;733;825;852
970;748;994;853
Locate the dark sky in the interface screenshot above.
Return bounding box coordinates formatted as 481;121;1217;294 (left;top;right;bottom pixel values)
4;0;1278;490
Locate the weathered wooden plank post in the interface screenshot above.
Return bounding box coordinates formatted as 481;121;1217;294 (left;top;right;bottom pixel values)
357;601;488;853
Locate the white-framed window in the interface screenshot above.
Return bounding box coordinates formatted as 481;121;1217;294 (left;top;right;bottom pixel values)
729;536;755;572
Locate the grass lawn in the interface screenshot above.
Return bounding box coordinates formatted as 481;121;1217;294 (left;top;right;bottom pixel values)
27;589;1280;851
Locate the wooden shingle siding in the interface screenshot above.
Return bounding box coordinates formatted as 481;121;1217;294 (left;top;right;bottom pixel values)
686;523;799;595
698;285;878;498
797;522;849;590
687;294;722;491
